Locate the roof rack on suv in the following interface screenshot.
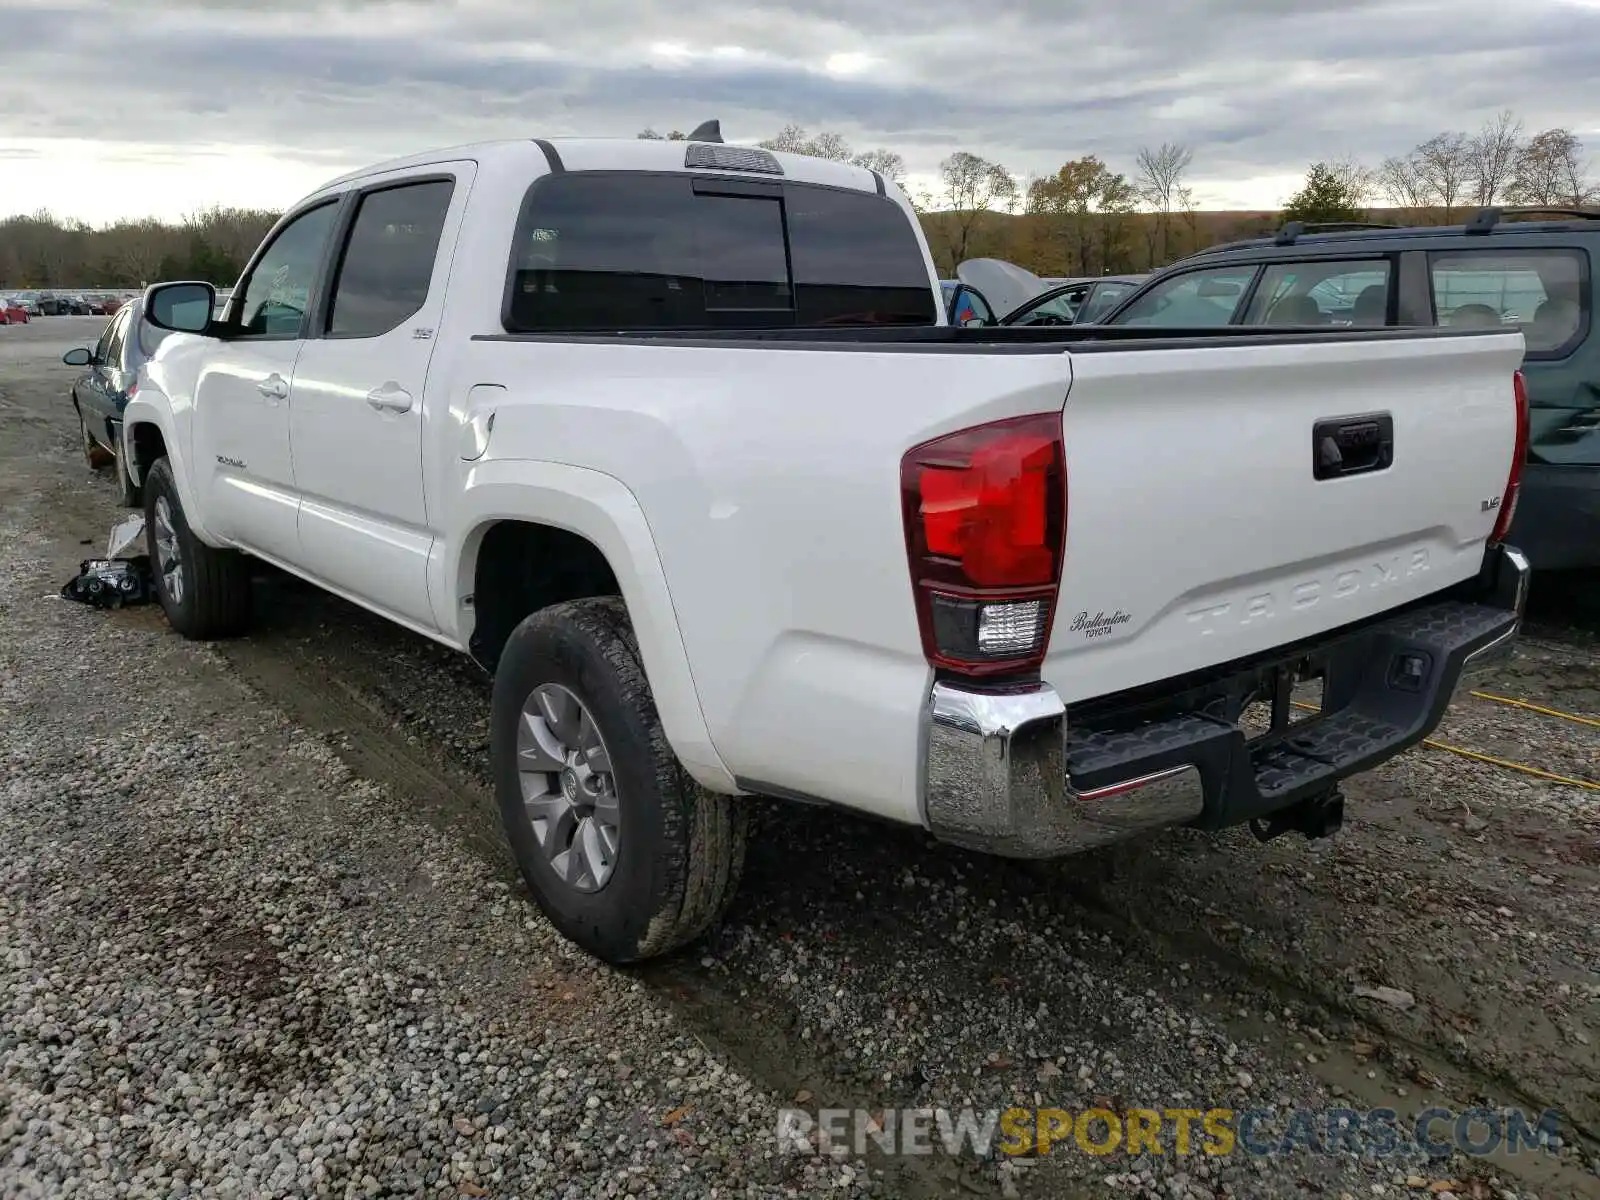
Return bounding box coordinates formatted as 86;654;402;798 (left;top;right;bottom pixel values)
1273;220;1399;245
1465;204;1600;234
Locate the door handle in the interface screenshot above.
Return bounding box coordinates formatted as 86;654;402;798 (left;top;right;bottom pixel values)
257;374;289;401
1312;412;1394;480
366;383;414;414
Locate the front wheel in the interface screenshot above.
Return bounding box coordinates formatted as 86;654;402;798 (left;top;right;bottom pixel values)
490;597;747;964
142;457;253;639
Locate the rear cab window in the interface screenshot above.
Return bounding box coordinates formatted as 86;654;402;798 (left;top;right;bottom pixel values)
503;173;937;333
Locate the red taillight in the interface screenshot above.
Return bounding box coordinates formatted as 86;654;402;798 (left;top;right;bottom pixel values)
901;413;1066;677
1492;370;1530;544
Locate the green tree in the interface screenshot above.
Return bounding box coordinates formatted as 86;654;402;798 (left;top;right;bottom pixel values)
1281;162;1367;224
1025;156;1139;275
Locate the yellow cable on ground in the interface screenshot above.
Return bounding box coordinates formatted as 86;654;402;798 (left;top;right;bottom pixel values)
1288;701;1600;793
1468;690;1600;729
1418;740;1600;792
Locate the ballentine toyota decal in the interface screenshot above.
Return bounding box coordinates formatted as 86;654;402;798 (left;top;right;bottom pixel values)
1069;609;1132;638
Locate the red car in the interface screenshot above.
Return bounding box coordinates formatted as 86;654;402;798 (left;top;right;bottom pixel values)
0;297;30;325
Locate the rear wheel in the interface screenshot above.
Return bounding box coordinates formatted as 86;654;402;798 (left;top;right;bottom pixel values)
491;597;747;964
142;457;253;639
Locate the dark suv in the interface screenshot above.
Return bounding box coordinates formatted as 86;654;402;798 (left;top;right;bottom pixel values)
1097;208;1599;571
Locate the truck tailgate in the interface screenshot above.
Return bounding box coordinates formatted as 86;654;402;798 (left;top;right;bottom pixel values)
1045;331;1525;704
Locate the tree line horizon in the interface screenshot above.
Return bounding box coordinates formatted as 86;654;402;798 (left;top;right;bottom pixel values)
2;108;1592;289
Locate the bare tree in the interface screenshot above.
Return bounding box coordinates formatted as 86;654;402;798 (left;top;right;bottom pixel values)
1326;155;1378;210
756;124;906;183
925;151;1017;266
1377;151;1430;211
1134;142;1194;265
1415;133;1472;215
1467;109;1524;206
1510;128;1593;206
850;147;907;182
1134;142;1194;212
758;124;851;160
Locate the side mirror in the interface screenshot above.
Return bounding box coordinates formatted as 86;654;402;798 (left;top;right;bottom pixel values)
145;281;217;334
62;347;93;366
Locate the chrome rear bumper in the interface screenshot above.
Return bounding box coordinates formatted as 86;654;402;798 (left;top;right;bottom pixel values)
920;544;1529;859
922;684;1204;858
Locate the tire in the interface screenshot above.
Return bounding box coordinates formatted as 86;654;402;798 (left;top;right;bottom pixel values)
78;402;113;469
142;457;253;639
491;597;747;965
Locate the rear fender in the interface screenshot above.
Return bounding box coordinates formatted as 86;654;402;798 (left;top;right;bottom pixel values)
441;457;735;793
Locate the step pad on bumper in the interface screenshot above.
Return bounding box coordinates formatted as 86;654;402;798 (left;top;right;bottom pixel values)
1064;596;1519;829
920;546;1528;859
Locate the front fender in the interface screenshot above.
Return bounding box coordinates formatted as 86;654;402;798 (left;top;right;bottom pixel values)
439;457;736;794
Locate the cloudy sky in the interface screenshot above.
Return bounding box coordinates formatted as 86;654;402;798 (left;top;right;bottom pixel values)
3;0;1599;225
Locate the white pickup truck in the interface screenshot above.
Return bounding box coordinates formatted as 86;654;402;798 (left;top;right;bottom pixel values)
124;132;1531;965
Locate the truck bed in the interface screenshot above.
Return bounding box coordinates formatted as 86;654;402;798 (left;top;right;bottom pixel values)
455;322;1524;824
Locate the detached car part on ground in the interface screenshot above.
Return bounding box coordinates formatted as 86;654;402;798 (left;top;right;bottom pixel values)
1089;209;1600;571
116;130;1531;967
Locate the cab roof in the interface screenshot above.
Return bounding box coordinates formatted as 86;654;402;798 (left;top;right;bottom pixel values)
315;135;885;197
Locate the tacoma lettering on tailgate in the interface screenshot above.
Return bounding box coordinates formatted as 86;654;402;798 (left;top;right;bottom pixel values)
1185;550;1430;634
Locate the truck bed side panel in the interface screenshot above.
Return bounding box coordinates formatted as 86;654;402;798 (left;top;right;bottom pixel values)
444;340;1076;823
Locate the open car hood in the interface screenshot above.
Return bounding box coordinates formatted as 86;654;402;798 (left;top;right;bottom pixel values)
955;259;1051;322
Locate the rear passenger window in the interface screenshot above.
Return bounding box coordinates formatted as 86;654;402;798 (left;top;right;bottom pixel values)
1107;266;1258;327
1429;250;1586;355
1242;261;1392;327
104;307;131;365
93;315;118;363
327;179;455;338
504;174;936;333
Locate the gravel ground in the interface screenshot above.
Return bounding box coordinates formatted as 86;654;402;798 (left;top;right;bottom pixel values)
3;317;1598;1199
